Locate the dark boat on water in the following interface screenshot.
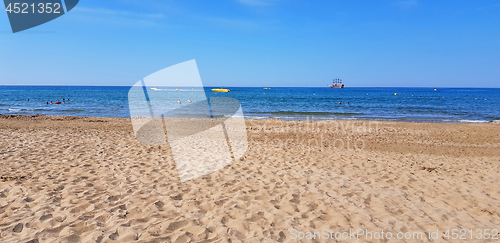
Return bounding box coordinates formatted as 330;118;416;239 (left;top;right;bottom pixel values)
328;78;344;88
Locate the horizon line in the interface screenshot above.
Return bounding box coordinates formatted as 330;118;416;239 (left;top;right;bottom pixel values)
1;84;499;89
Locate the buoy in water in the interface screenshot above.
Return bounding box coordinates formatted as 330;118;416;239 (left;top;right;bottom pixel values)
434;89;437;91
394;93;397;95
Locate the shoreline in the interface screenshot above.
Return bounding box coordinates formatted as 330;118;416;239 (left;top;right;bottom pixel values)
1;113;499;124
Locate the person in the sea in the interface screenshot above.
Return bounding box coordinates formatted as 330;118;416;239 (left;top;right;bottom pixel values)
339;101;343;105
50;101;53;104
46;102;49;105
187;99;192;103
178;99;181;104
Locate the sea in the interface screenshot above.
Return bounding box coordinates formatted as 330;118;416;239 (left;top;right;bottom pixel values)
1;86;499;123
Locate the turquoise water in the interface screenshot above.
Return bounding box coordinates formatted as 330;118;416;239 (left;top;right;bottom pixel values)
1;86;499;123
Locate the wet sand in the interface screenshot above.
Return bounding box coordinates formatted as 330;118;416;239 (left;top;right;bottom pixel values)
0;115;499;242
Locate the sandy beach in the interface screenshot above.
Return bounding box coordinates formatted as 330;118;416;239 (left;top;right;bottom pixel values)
0;115;499;242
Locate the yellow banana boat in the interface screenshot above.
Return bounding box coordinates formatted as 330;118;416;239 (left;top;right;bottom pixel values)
212;88;230;92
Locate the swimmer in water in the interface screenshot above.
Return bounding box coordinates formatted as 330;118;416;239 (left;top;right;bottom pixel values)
178;99;181;104
187;99;192;103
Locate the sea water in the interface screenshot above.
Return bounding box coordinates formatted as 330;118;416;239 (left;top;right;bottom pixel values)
1;86;499;123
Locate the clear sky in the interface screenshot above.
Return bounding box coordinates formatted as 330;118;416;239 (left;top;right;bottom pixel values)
1;0;499;87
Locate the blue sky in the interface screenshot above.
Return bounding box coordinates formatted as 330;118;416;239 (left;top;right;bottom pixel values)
1;0;499;87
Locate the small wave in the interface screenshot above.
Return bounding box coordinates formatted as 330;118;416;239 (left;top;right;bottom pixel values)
62;109;84;112
403;109;453;114
245;116;268;120
394;118;490;123
8;108;45;112
458;119;490;123
152;89;204;92
269;111;362;116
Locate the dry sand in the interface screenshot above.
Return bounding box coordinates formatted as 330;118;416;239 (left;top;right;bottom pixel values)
0;115;499;242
